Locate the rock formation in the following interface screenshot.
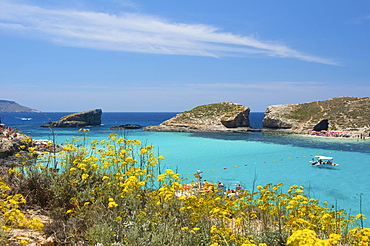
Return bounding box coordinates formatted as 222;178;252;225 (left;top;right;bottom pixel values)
111;124;142;129
144;102;251;132
262;97;370;135
262;104;297;130
0;134;28;159
41;109;102;128
0;127;31;166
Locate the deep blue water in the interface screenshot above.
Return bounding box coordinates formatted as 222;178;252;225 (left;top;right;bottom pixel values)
0;112;178;139
1;112;369;225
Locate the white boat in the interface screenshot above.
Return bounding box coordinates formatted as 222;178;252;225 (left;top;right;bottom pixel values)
16;117;32;121
310;156;339;167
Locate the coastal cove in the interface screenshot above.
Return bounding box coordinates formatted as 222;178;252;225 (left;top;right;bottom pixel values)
1;112;369;226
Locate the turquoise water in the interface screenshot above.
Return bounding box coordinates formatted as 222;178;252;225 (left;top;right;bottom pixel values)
1;112;369;226
118;131;370;225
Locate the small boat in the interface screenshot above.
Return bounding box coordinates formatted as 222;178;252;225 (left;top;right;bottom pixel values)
16;117;32;121
310;156;339;167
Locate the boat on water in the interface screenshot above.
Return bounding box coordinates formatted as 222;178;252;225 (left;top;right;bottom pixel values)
15;117;32;121
310;156;339;167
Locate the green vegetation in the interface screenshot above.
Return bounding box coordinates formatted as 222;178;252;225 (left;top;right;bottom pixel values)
60;110;94;120
284;102;321;121
284;97;370;130
1;131;369;245
173;102;246;123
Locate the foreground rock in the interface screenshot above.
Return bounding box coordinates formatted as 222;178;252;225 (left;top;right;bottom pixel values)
41;109;102;128
0;133;28;159
144;102;251;133
262;97;370;136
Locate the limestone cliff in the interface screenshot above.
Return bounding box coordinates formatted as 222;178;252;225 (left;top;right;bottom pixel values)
144;102;250;132
41;109;102;127
262;97;370;135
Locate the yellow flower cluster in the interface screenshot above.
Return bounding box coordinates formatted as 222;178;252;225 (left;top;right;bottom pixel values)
349;227;370;245
286;229;341;245
107;198;119;208
0;179;44;244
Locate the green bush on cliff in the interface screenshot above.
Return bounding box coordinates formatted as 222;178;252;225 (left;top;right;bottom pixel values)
175;102;246;122
284;102;321;121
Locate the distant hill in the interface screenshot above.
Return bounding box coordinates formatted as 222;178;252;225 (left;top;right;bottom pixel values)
0;100;40;113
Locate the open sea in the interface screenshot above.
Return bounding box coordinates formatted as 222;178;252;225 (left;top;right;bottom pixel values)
1;112;369;226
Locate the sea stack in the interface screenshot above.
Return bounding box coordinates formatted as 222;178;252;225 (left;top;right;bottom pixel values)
41;109;102;127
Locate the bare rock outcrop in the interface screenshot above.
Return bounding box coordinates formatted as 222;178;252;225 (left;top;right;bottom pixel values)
262;104;297;130
144;102;251;132
41;109;102;128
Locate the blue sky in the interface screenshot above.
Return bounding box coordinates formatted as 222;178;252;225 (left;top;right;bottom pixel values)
1;0;370;112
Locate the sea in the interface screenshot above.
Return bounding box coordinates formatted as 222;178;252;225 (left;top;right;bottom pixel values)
1;112;369;226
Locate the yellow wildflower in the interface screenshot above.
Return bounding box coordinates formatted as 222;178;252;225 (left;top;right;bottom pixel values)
81;174;89;180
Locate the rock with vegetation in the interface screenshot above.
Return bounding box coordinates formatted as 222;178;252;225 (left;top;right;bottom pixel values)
0;134;28;159
0;100;40;113
41;109;102;128
144;102;250;132
0;126;30;167
262;97;370;135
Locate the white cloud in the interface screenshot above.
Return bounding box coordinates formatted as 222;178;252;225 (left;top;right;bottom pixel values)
0;1;338;65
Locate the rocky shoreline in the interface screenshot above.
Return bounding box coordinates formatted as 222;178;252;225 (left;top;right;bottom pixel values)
144;97;370;138
143;124;369;140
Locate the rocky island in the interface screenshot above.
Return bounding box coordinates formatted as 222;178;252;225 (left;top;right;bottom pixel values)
263;96;370;136
41;109;102;127
143;102;251;132
111;124;142;129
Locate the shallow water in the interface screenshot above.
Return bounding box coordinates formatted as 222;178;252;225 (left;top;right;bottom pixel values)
1;112;369;225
